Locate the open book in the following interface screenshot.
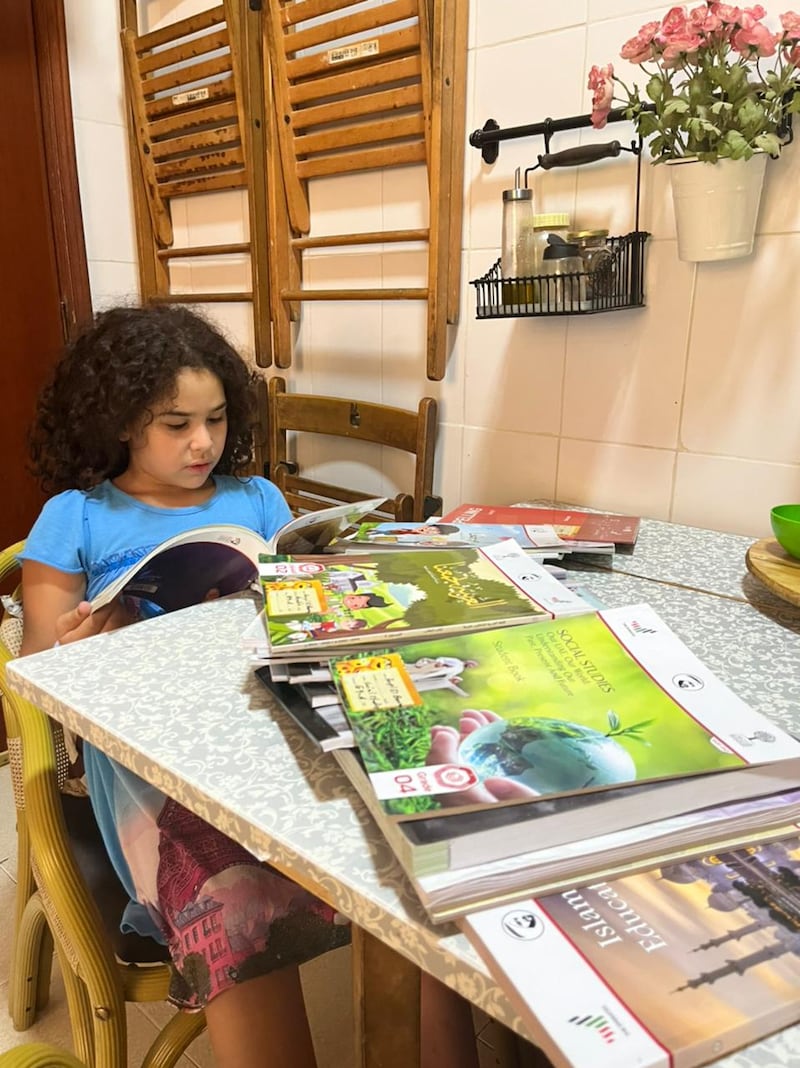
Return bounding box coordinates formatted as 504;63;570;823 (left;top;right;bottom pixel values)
90;497;385;614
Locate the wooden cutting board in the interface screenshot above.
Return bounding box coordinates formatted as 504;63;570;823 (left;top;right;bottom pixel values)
745;537;800;606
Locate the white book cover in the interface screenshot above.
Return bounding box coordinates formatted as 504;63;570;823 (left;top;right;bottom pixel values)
461;835;800;1068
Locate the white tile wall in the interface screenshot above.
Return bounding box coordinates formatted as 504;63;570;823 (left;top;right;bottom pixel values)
65;0;800;535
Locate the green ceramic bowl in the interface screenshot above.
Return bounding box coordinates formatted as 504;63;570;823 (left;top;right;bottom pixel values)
770;504;800;559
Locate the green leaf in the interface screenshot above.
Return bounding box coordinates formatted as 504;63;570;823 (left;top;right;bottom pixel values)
755;132;782;155
646;74;665;103
663;98;690;116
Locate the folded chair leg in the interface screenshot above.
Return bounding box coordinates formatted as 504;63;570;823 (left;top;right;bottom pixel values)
56;952;96;1068
9;892;53;1030
142;1008;207;1068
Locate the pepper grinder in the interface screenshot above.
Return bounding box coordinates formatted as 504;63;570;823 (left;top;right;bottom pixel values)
501;167;534;280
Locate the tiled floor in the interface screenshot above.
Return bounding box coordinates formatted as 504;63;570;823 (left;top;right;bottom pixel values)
0;763;355;1066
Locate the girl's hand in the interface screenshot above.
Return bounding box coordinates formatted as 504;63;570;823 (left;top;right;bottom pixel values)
55;599;132;645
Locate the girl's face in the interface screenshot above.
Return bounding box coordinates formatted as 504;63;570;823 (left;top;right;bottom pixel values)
120;368;228;500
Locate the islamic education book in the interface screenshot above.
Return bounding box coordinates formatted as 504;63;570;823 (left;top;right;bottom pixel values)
255;540;594;659
328;603;800;822
440;503;640;548
90;497;385;614
461;836;800;1068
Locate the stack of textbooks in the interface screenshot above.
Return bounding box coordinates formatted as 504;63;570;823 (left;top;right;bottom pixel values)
246;539;596;744
250;545;800;916
245;522;800;1067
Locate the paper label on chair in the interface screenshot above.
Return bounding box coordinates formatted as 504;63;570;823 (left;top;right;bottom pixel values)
171;86;210;107
326;39;380;65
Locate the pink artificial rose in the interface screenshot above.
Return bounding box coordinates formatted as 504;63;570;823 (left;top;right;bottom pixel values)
660;5;690;35
688;5;723;32
732;21;779;53
620;21;660;62
710;3;744;23
587;64;614;128
780;10;800;37
662;31;704;61
737;6;766;27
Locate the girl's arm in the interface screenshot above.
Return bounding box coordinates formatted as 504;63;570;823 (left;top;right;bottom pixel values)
20;560;128;656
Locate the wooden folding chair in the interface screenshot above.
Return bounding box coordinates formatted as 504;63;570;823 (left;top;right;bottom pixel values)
263;0;468;380
120;1;273;363
266;376;442;521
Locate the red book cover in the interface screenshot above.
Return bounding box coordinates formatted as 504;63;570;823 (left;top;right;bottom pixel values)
440;504;640;547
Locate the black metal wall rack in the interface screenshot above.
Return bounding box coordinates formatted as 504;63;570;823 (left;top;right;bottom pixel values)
469;106;651;320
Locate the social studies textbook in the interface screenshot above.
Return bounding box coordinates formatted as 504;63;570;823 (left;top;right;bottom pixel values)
256;541;594;658
329;603;800;821
461;836;800;1067
440;504;640;548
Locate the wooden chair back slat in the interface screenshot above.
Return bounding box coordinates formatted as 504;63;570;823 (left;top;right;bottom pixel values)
136;27;231;76
291;81;421;132
154;144;244;183
134;4;226;52
283;2;420;60
267;377;441;522
146;85;237;124
150;123;240;161
140;52;235;99
297;142;425;181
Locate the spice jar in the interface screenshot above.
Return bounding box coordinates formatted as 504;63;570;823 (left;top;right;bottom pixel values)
567;229;615;302
500;169;534;307
529;212;571;275
540;240;585;311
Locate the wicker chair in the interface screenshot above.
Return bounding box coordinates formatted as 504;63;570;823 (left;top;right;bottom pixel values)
0;542;206;1068
0;1043;86;1068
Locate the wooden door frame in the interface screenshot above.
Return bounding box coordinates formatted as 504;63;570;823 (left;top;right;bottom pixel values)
31;0;93;339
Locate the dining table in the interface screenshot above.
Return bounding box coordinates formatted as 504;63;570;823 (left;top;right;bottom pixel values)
7;515;800;1068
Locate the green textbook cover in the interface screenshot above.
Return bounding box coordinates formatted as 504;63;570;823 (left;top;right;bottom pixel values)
257;540;592;657
329;603;800;821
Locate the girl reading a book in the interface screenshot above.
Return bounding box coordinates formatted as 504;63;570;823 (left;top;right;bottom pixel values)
18;305;478;1068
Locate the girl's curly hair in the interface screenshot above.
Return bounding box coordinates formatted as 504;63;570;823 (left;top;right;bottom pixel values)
29;304;260;492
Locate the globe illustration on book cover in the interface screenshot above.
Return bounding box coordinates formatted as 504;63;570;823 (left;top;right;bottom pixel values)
458;717;638;793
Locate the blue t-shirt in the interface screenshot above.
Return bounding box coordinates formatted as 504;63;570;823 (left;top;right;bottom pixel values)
20;476;292;601
19;475;292;942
